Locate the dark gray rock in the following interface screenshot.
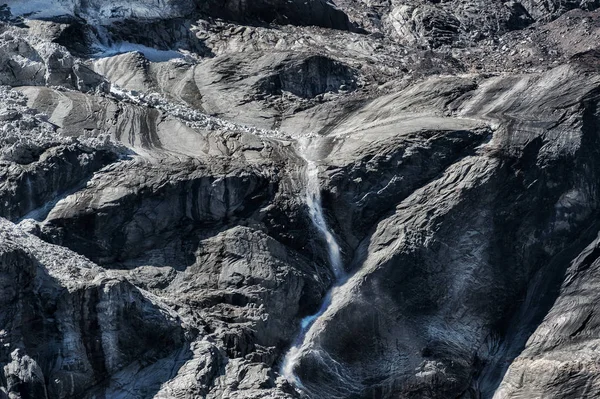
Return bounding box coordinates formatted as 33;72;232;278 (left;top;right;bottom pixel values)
3;349;48;399
0;144;119;221
521;0;600;20
0;219;187;399
289;63;600;398
196;0;359;31
3;0;600;398
0;25;109;92
493;229;600;398
38;161;279;264
257;55;357;98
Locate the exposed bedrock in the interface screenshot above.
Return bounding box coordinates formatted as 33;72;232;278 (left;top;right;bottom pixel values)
0;86;124;223
9;59;600;398
2;0;359;69
256;55;358;99
323;124;492;248
38;161;280;264
0;26;108;92
0;220;187;399
195;0;359;32
5;0;600;397
379;0;600;49
0;144;119;221
3;0;358;40
493;229;600;398
91;51;360;130
290;63;600;398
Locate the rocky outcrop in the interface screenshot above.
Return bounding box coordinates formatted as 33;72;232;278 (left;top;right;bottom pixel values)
288;63;600;398
3;0;196;23
389;5;461;47
0;26;108;92
256;55;357;99
196;0;359;31
520;0;600;21
0;219;187;399
0;144;119;221
4;0;600;398
38;161;279;264
4;0;358;37
493;229;600;398
0;86;123;222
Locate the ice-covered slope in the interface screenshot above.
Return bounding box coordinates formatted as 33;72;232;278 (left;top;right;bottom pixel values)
4;0;194;22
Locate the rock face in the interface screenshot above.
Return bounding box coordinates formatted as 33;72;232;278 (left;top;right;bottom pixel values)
0;26;109;91
0;219;186;399
2;0;600;399
290;65;600;398
493;230;600;398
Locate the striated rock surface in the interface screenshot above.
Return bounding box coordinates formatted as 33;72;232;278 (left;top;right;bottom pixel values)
290;63;600;398
2;0;600;398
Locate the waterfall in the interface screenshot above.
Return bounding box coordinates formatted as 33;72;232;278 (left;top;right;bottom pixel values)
24;175;34;213
304;158;344;279
281;137;345;389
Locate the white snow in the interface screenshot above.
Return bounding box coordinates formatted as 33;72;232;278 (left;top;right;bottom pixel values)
4;0;73;19
4;0;192;23
5;1;192;65
93;42;184;62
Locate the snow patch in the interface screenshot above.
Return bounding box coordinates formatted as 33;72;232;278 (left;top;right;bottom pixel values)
93;42;183;62
3;0;73;20
3;0;191;24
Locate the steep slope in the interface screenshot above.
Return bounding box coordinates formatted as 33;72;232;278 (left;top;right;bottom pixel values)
0;219;187;399
2;0;600;398
289;63;600;398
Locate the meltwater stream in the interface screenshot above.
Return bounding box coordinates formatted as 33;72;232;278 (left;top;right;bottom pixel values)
281;138;345;389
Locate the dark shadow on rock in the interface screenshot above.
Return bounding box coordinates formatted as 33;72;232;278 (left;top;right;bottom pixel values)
0;239;189;398
0;145;123;222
